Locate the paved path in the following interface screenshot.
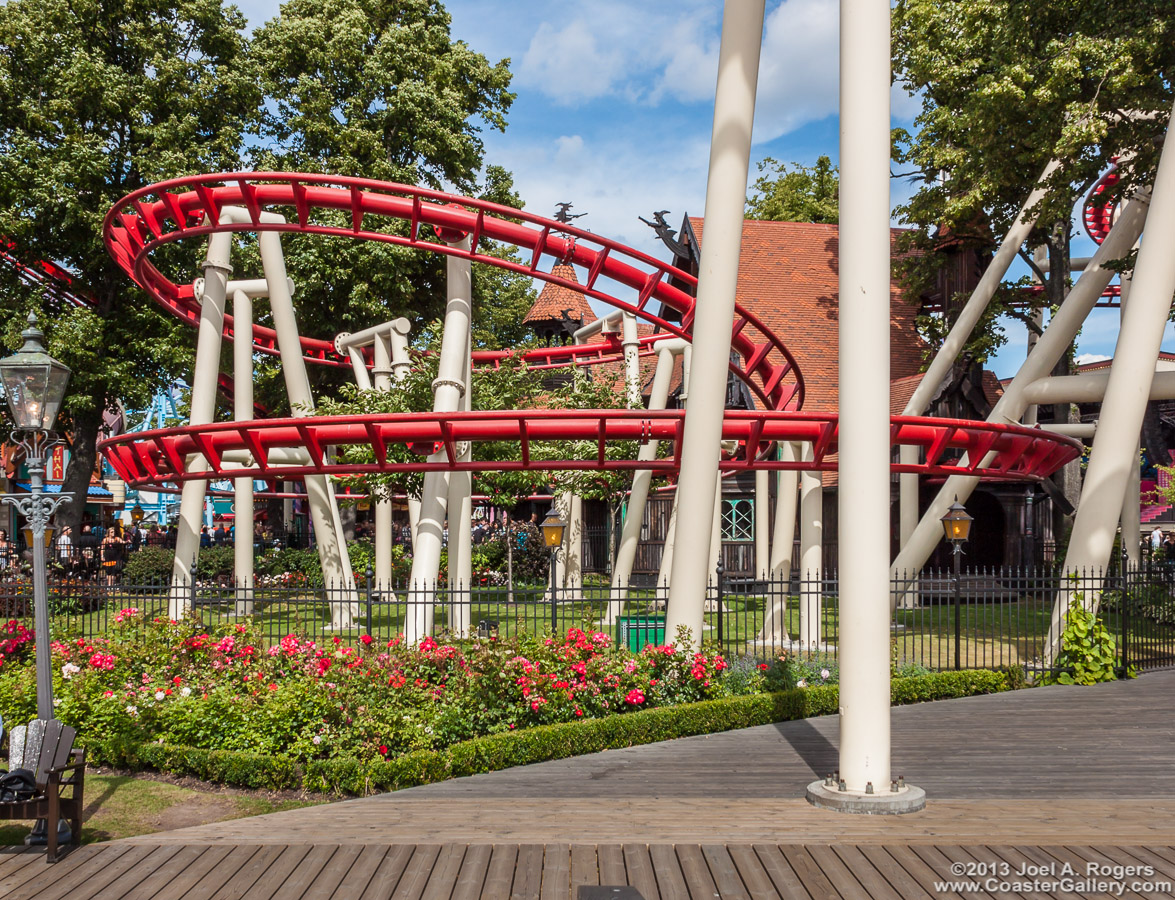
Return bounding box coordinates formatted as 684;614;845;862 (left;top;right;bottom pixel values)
2;670;1173;897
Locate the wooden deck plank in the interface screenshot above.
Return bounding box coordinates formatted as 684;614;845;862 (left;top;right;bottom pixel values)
76;845;183;900
830;845;906;900
1065;845;1169;900
540;843;570;900
875;846;964;900
1033;846;1104;900
622;843;662;900
701;845;751;900
751;845;814;900
854;845;935;900
393;844;443;900
725;845;779;900
18;844;155;900
980;845;1064;900
480;845;519;900
117;846;209;900
420;844;467;900
0;847;44;893
570;844;598;890
952;845;1036;900
324;844;387;900
148;845;245;900
1130;845;1175;868
596;843;626;887
1114;845;1175;881
805;845;868;900
781;846;840;900
511;844;544;900
7;844;128;900
450;843;492;900
909;846;997;900
297;845;362;900
237;844;320;900
647;845;689;900
266;844;340;900
363;845;415;899
207;845;289;900
675;844;719;900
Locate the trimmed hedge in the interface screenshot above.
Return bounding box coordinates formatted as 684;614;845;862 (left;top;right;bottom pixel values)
94;668;1021;796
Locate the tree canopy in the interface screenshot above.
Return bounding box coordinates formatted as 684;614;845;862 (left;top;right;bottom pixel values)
892;0;1175;360
0;0;527;527
0;0;259;523
745;155;839;223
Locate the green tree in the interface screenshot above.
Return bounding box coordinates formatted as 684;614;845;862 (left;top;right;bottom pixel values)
745;156;839;223
892;0;1175;359
0;0;259;529
246;0;522;412
891;0;1175;532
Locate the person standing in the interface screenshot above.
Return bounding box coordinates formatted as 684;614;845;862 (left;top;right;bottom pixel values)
1151;524;1164;554
55;525;73;571
0;530;13;572
100;526;125;586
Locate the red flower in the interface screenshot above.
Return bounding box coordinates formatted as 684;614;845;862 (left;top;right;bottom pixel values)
360;634;373;646
379;745;388;756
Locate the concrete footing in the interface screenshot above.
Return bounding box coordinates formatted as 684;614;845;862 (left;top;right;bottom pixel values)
805;780;926;815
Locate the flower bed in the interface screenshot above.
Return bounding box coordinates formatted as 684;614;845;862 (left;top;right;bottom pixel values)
0;612;763;766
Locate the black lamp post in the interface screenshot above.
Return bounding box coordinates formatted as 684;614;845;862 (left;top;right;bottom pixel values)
941;498;973;672
540;505;566;635
0;313;73;721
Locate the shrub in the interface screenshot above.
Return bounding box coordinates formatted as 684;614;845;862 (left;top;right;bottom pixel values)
93;667;1018;795
120;547;175;584
1039;597;1123;685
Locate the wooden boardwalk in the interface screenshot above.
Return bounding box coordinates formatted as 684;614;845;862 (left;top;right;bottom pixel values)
2;670;1173;898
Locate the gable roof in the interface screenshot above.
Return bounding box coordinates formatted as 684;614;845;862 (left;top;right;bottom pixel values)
689;218;926;411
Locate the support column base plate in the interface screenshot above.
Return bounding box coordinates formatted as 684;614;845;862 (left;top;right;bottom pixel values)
805;780;926;815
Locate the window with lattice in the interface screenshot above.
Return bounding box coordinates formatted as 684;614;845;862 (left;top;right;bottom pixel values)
721;498;754;542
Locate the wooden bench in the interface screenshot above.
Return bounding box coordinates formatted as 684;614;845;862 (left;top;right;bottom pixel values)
1;718;85;862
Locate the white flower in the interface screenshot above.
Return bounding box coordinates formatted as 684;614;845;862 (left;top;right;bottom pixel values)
797;679;807;688
312;735;322;745
820;668;831;680
126;704;138;715
61;663;80;680
52;699;61;707
154;690;166;701
180;686;192;698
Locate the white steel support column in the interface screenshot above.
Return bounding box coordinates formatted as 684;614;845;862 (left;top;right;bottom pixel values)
889;195;1151;585
609;340;682;615
798;444;823;650
1119;268;1142;567
232;289;255;615
257;222;358;625
665;0;764;646
770;442;799;579
1048;108;1175;659
755;469;770;580
372;335;395;593
708;477;723;587
448;335;473;634
386;320;420;550
171;232;231;615
406;236;472;643
832;0;893;800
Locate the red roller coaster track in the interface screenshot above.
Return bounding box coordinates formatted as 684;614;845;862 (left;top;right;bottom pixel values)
93;172;1082;485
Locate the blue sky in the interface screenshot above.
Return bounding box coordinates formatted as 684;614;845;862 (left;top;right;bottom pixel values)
233;0;1168;378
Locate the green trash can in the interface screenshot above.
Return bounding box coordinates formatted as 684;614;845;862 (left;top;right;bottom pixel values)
617;615;666;651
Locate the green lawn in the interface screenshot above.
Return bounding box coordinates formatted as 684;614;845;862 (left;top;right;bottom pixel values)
0;773;318;846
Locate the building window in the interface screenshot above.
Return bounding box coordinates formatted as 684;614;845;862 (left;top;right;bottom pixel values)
721;498;754;542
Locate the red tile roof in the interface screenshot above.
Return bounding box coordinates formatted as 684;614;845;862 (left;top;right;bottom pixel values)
524;263;597;327
690;218;927;412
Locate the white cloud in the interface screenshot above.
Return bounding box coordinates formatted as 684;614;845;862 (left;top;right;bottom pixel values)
519;20;625;104
752;0;840;142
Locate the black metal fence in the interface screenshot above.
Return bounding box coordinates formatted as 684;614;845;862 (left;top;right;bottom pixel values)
2;560;1173;676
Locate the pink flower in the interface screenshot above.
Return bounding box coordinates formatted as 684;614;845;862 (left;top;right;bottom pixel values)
88;652;116;670
625;689;646;705
419;637;438;652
